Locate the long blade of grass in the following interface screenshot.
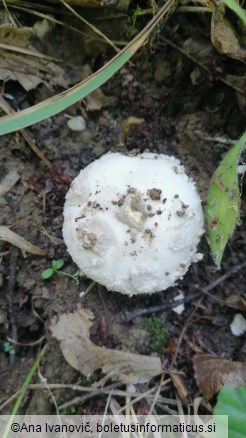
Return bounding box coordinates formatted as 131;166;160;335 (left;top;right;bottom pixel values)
0;0;176;136
223;0;246;27
2;345;47;438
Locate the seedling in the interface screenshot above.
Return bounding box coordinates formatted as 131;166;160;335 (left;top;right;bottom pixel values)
3;340;15;356
60;405;78;415
41;259;80;285
130;5;142;38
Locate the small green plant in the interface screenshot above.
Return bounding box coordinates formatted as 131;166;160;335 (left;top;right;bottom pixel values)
3;340;15;356
130;5;142;38
60;405;77;415
145;315;168;355
41;259;80;285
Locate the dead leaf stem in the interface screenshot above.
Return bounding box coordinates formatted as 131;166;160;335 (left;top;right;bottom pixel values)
5;247;18;365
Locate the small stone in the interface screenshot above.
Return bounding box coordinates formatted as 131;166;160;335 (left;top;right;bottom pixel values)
230;313;246;336
67;116;86;132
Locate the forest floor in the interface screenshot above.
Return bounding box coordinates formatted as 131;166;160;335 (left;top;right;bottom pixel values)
0;0;246;416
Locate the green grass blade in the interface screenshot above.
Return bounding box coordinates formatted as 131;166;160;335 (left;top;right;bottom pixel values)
2;345;47;438
0;0;176;136
205;131;246;268
223;0;246;27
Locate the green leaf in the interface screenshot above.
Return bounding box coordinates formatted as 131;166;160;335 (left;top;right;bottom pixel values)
73;269;80;277
205;131;246;268
41;268;54;279
214;385;246;438
52;259;64;271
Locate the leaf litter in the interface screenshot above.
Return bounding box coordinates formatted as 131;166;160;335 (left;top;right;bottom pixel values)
50;308;163;384
193;354;246;401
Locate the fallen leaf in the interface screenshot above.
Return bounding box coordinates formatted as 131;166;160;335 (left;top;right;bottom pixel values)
225;294;246;311
211;4;246;61
193;353;246;401
0;23;66;91
50;309;163;384
0;226;47;256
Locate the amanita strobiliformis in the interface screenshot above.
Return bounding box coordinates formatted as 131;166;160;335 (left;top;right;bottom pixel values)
63;152;204;295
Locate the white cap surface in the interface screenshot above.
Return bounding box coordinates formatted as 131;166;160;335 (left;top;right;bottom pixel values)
63;152;204;295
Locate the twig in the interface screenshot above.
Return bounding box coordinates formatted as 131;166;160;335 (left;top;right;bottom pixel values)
171;261;246;366
203;260;246;292
0;380;175;413
171;302;203;367
124;261;246;321
6;247;18;365
123;292;201;321
60;0;119;53
7;335;46;347
194;131;235;145
0;95;53;170
160;36;246;95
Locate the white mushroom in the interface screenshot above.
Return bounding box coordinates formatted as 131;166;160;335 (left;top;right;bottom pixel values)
63;152;204;295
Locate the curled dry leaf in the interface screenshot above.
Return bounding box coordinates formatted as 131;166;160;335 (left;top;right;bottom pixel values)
50;309;163;384
0;23;66;91
225;294;246;311
211;4;246;61
0;226;47;256
193;353;246;401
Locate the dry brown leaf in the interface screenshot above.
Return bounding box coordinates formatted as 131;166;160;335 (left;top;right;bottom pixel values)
50;309;163;384
0;56;44;91
211;5;246;61
0;226;47;256
193;353;246;401
84;89;110;111
0;25;32;47
225;294;246;311
0;23;66;91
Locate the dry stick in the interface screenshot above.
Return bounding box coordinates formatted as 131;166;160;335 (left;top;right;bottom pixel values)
171;299;203;367
116;378;175;415
6;247;18;366
123;292;201;321
160;36;246;95
7;335;46;347
0;381;176;413
0;95;53;170
124;261;246;321
57;383;122;411
60;0;119;53
171;262;246;366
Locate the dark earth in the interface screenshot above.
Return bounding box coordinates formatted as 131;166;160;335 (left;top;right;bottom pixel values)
0;0;246;415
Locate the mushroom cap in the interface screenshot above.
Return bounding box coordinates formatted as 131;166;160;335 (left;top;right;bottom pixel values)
63;152;204;295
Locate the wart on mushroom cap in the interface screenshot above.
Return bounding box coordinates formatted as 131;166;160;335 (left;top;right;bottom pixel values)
63;152;204;296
